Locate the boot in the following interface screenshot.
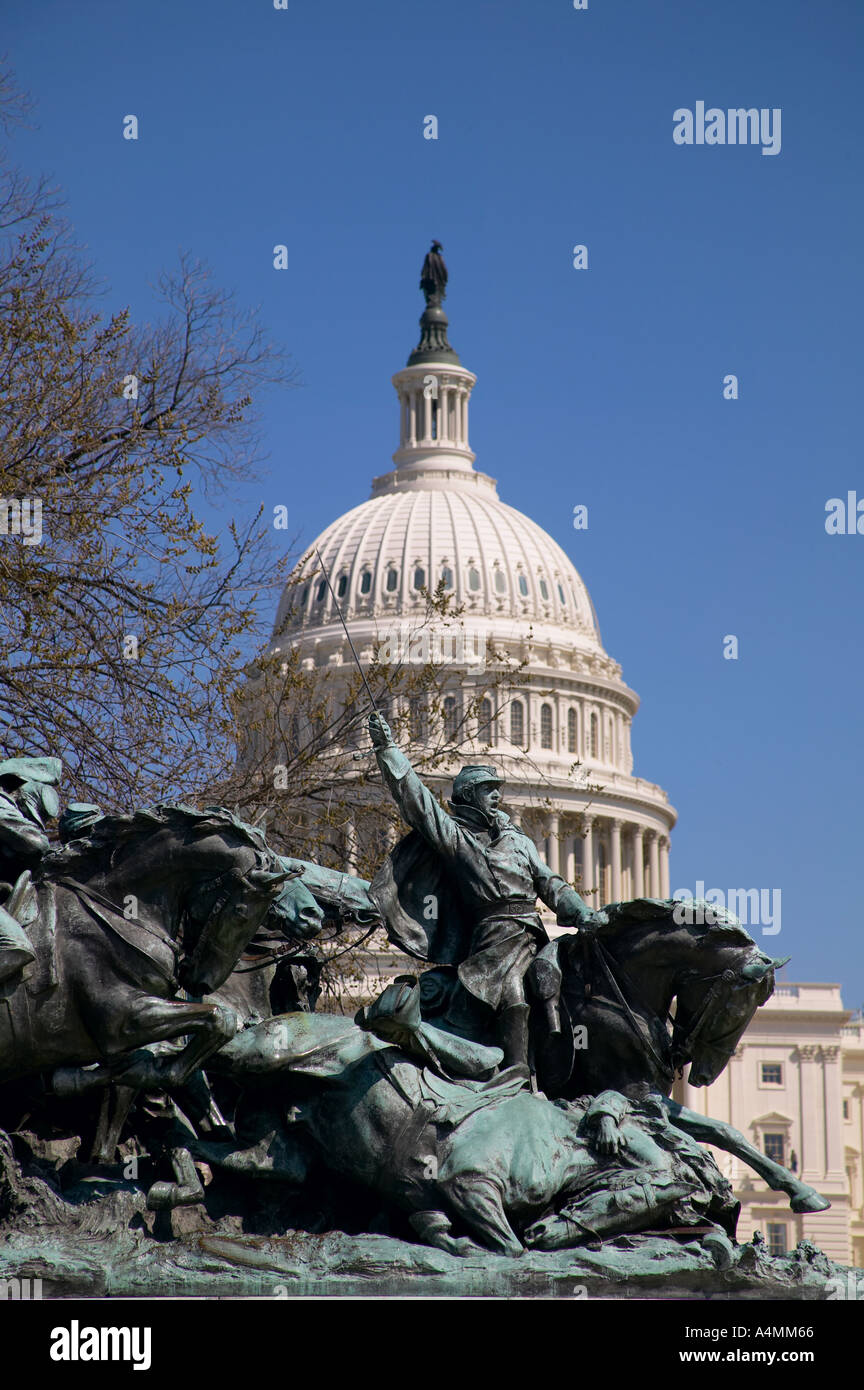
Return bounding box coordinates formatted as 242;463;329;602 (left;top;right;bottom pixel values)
498;1004;531;1079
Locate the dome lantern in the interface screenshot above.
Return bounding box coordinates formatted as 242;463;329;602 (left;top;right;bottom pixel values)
385;243;479;489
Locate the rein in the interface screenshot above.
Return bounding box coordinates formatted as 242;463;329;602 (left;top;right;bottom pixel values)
588;935;674;1083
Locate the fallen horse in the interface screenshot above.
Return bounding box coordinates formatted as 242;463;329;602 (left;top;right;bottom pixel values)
193;980;739;1259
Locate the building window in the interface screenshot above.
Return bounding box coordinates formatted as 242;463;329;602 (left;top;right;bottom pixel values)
567;708;578;754
539;578;549;600
761;1063;783;1087
478;698;493;742
589;713;599;759
359;570;372;595
385;568;399;592
540;703;553;749
510;700;525;748
468;567;481;592
843;1099;850;1121
494;569;507;594
558;582;567;605
413;566;426;590
518;574;529;597
763;1133;785;1165
336;574;348;598
766;1223;787;1258
409;698;427;740
316;580;326;602
443;695;458;741
440;566;454;590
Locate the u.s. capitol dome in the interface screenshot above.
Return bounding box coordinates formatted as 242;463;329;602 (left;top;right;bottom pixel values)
273;247;675;903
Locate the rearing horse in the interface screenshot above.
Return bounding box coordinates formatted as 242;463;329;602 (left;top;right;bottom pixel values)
419;898;830;1216
0;804;317;1095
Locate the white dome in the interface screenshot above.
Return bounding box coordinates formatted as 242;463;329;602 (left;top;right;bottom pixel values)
269;268;675;901
277;481;602;645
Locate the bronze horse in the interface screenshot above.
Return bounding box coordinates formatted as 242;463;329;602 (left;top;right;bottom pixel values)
0;804;317;1096
418;898;829;1216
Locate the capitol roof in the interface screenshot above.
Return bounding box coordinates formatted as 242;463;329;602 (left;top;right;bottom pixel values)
277;481;602;645
276;242;601;648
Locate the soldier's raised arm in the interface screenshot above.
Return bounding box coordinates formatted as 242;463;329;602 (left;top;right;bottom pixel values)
368;712;464;860
526;837;606;930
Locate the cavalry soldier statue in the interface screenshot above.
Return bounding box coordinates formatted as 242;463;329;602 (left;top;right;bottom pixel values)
368;712;606;1075
0;755;102;985
0;756;62;984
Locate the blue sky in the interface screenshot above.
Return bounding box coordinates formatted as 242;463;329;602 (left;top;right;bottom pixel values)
5;0;863;1003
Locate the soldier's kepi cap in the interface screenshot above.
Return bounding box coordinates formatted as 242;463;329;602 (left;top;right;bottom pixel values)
0;756;62;786
451;764;503;798
58;803;104;842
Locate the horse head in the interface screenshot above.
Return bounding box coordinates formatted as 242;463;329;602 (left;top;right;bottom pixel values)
179;856;305;997
266;875;324;942
669;902;789;1087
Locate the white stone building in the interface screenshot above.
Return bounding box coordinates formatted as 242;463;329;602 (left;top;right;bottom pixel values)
273;246;859;1265
273;249;676;890
674;986;864;1266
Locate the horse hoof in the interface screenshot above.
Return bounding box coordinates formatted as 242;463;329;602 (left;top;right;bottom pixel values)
791;1190;831;1214
702;1230;734;1269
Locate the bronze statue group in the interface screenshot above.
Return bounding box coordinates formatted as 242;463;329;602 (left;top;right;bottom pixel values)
0;720;828;1260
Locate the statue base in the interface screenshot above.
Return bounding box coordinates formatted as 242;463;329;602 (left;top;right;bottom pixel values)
0;1221;858;1301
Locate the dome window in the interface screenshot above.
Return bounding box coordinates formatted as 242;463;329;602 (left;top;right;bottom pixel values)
359;571;372;595
494;570;507;594
443;695;458;741
510;700;525;748
315;580;326;602
478;698;494;741
567;708;578;754
468;567;481;592
558;583;567;605
300;586;309;605
540;703;553;749
441;566;454;590
413;566;426;590
518;575;529;597
385;568;399;593
539;578;550;601
336;574;348;599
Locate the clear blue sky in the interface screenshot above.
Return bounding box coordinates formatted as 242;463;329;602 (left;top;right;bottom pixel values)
5;0;863;1003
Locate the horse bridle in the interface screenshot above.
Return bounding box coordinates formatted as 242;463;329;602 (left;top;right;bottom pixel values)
670;967;753;1072
588;936;749;1082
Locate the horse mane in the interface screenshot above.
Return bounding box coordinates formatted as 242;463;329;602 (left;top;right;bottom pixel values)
42;803;271;878
599;899;757;951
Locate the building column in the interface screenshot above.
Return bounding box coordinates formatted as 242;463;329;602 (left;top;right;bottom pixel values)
581;816;595;902
610;819;622;903
547;812;560;875
632;825;644;897
462;389;470;447
408;391;417;446
423;389;433;443
659;835;670;897
647;830;660;898
797;1046;824;1180
438;384;449;442
822;1046;845;1181
565;826;576;885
